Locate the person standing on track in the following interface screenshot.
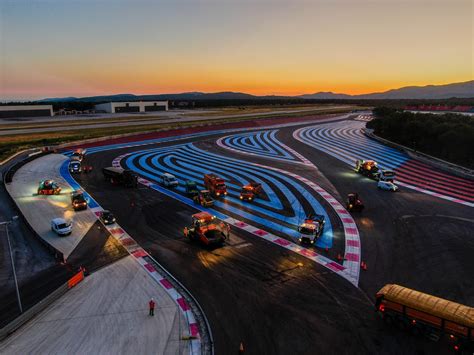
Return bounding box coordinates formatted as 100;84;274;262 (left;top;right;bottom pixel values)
149;298;155;316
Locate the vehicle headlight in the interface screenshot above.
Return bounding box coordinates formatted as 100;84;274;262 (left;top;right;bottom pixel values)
224;192;227;195
216;192;220;196
240;196;243;199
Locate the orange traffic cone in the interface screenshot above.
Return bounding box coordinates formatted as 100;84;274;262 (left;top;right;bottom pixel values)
239;342;244;353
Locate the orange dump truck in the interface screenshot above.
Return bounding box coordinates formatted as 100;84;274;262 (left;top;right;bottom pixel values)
204;174;227;197
376;284;474;351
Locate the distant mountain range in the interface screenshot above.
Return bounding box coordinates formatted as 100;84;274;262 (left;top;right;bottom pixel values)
38;80;473;102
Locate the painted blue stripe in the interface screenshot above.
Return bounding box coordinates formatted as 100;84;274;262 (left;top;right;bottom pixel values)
124;143;333;248
59;160;100;209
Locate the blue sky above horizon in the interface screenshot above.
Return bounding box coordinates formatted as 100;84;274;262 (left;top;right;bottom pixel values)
1;0;472;100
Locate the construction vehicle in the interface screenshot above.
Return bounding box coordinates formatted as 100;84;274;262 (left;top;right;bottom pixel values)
159;173;179;188
376;284;474;352
204;174;227;197
239;182;262;202
297;214;325;244
355;159;380;179
185;180;199;197
68;160;82;174
193;190;214;207
71;190;88;211
346;193;364;212
183;212;227;247
71;148;87;162
102;167;138;188
38;180;61;195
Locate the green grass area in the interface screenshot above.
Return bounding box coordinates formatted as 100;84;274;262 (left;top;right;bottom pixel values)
0;106;359;162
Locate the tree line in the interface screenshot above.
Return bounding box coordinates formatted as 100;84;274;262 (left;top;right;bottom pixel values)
367;107;474;169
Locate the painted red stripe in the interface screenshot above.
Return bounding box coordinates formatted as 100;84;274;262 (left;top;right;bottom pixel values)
403;160;474;186
395;170;474;196
395;175;474;201
326;262;345;272
189;323;200;337
396;167;474;193
347;240;360;247
341;217;354;224
177;297;190;311
299;249;318;258
132;249;147;258
345;253;359;262
394;161;474;190
345;227;358;235
160;279;173;290
144;263;156;272
274;238;291;246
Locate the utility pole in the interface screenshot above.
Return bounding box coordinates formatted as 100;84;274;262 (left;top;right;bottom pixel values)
1;216;22;313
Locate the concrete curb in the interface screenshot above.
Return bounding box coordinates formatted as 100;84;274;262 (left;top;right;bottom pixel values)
60;158;213;355
0;148;38;167
363;129;474;181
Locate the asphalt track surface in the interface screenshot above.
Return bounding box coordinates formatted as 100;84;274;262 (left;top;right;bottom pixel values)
71;116;474;354
293;120;474;207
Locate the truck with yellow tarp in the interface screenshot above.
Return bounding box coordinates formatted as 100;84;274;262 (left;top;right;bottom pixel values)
375;284;473;352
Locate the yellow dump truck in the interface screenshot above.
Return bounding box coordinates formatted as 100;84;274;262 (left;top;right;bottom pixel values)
375;284;474;351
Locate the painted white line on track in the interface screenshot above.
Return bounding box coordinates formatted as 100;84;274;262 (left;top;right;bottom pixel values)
216;134;313;166
113;152;361;287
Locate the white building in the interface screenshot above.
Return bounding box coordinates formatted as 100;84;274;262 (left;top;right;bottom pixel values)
0;105;53;118
94;101;168;113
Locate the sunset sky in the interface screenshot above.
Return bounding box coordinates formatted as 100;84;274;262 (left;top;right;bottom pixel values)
0;0;472;100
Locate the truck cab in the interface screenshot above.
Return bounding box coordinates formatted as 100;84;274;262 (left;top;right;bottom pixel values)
160;173;179;188
347;193;364;212
68;160;82;174
298;215;325;244
355;159;380;179
239;182;262;202
204;174;227;197
71;148;86;162
184;212;227;247
71;190;88;211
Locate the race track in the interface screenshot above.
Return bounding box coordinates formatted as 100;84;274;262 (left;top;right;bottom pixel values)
64;115;473;354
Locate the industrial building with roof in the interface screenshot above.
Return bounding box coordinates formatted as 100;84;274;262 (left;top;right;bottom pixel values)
94;101;168;113
0;105;53;118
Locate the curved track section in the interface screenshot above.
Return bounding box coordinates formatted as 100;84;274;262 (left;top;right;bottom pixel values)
216;130;312;165
294;120;474;207
123;143;334;248
59;159;208;355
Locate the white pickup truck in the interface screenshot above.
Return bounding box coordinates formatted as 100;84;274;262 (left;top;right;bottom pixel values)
160;173;179;188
